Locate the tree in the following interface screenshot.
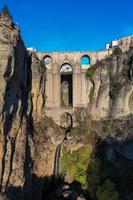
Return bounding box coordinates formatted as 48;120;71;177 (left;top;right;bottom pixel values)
1;5;12;19
96;180;119;200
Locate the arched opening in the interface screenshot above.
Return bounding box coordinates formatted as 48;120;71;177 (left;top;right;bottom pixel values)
60;63;73;107
61;112;73;129
81;55;90;69
43;55;52;69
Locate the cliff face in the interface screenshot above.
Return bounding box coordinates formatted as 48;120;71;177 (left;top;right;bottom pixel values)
87;48;133;120
0;14;30;193
30;53;46;120
0;13;64;200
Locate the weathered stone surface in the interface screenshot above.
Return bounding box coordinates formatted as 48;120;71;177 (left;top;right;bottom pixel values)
33;117;64;177
0;13;31;199
30;53;46;120
88;50;133;120
0;13;64;200
0;193;9;200
88;65;110;119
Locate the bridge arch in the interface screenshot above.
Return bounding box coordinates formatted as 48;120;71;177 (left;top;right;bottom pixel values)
60;63;73;107
81;55;90;69
60;63;73;73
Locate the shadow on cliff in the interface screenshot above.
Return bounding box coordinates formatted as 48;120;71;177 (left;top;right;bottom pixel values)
31;174;89;200
6;133;133;200
86;133;133;200
6;174;89;200
0;50;34;189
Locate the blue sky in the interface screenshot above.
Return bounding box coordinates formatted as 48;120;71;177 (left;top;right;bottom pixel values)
0;0;133;51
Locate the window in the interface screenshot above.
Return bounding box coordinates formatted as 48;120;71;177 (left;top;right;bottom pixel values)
81;55;90;69
43;55;52;69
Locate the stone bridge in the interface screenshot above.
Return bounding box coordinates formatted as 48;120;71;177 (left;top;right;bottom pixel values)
36;36;133;125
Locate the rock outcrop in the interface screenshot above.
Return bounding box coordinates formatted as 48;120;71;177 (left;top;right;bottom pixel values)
87;48;133;120
0;12;30;194
0;12;64;200
30;53;46;119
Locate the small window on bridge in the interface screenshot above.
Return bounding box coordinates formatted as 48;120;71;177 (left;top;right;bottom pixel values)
43;55;52;69
81;55;90;69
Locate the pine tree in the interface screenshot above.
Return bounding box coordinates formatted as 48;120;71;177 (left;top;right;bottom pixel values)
1;5;12;19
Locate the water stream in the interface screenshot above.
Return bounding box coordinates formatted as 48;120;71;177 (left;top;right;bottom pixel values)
53;113;73;178
53;143;62;178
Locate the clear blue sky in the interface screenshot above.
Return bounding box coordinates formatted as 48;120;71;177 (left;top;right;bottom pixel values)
0;0;133;51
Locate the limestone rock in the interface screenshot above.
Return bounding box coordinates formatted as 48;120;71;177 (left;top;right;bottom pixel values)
30;52;46;119
0;193;9;200
88;50;133;120
0;11;32;200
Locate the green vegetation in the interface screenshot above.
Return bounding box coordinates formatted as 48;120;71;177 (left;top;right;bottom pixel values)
105;56;112;62
113;47;122;55
96;180;119;200
40;60;46;72
123;57;132;66
28;92;34;98
44;93;47;104
87;158;101;199
86;60;107;82
94;60;104;68
72;108;93;137
89;86;95;102
123;57;132;80
86;66;96;82
103;120;114;133
70;127;81;136
34;116;55;133
109;81;122;102
60;145;93;188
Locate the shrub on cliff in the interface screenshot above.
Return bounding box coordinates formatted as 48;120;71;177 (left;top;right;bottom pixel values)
123;57;133;80
123;57;132;66
86;66;96;82
40;60;46;73
34;116;57;133
60;144;93;188
87;158;101;199
109;81;122;102
73;108;92;137
113;47;122;55
96;180;119;200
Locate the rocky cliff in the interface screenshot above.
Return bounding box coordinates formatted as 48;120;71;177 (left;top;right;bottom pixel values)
87;47;133;120
0;10;28;188
0;11;64;200
0;7;133;200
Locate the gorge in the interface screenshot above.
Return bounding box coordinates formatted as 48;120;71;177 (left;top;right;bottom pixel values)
0;6;133;200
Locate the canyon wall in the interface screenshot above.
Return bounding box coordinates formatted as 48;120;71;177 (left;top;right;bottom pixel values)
0;12;63;200
87;48;133;120
0;9;133;200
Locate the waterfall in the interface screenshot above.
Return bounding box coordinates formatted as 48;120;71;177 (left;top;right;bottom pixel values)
53;113;73;178
53;143;62;178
